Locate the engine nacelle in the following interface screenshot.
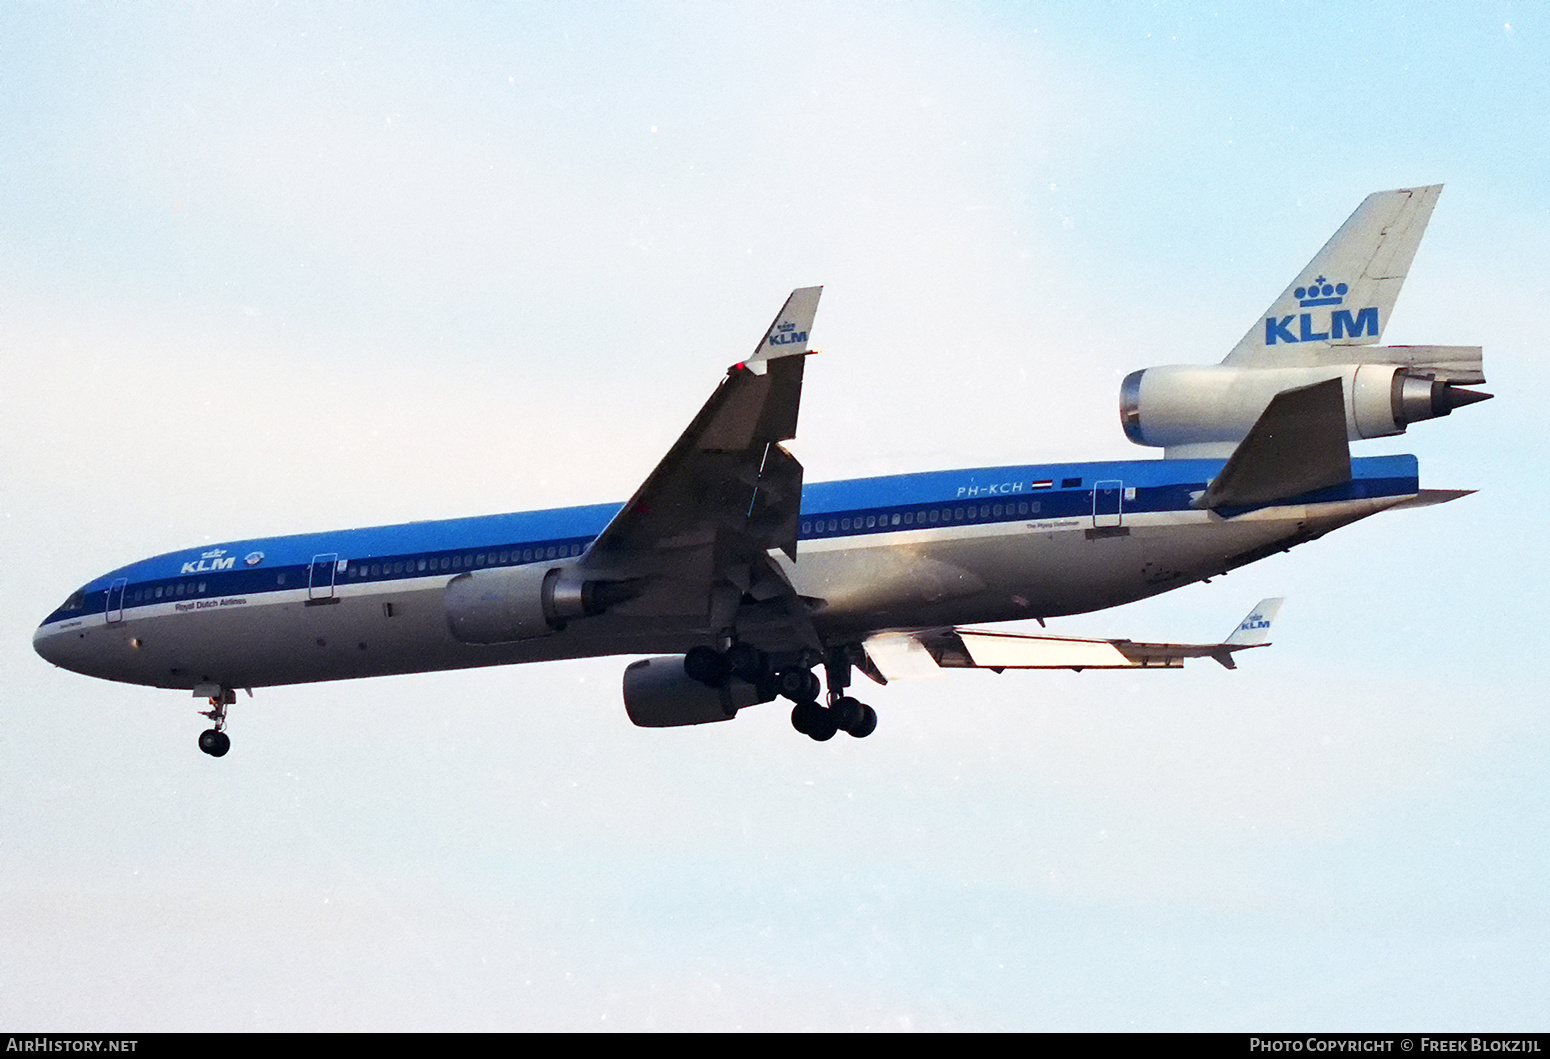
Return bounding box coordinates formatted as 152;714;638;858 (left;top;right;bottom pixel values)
622;655;771;728
1120;363;1491;458
445;562;628;644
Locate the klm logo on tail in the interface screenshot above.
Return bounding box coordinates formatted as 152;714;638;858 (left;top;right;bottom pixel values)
768;321;808;347
1264;276;1379;345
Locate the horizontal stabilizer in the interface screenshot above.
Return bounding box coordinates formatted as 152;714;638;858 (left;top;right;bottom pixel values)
1342;345;1486;385
1197;378;1351;512
1389;488;1476;511
867;599;1282;676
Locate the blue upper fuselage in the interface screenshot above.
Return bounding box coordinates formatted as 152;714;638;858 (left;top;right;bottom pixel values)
39;454;1419;628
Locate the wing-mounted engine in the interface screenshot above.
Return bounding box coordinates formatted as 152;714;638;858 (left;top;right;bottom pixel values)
621;655;771;727
444;561;638;643
1119;186;1489;460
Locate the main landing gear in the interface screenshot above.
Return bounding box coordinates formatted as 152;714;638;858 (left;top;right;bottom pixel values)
789;695;876;741
683;643;877;742
194;684;235;757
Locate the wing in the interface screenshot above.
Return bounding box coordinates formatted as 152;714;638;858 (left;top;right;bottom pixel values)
865;599;1283;676
578;287;823;646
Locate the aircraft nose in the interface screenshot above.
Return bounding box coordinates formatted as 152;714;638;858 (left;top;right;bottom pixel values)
33;620;73;668
33;617;102;678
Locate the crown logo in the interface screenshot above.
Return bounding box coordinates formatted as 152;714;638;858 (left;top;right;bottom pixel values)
777;322;795;332
1295;276;1348;307
201;548;227;560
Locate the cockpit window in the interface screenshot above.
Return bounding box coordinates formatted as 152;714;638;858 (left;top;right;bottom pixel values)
62;589;87;612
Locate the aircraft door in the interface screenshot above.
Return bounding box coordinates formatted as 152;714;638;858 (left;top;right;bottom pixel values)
309;553;339;600
1093;480;1123;528
106;578;128;623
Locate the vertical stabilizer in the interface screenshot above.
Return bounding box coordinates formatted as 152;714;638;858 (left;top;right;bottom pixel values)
1223;186;1441;366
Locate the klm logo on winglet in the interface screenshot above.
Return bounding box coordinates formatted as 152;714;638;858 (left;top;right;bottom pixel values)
1265;275;1378;345
181;548;236;575
1240;614;1271;632
768;321;808;347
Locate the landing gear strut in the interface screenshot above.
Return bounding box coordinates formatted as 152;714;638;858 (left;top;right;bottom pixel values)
195;684;235;757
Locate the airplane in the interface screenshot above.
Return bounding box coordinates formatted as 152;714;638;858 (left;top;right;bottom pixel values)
34;185;1489;756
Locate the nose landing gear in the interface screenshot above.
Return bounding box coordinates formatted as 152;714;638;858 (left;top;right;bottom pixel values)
197;727;231;757
194;684;237;757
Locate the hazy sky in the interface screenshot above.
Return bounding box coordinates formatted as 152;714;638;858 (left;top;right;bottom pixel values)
3;2;1547;1031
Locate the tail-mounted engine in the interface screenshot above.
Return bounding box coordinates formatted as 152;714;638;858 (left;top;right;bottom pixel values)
1121;351;1490;459
444;561;636;643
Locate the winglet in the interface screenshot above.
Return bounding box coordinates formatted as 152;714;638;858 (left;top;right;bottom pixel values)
1225;598;1282;646
743;286;822;372
1213;597;1282;667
